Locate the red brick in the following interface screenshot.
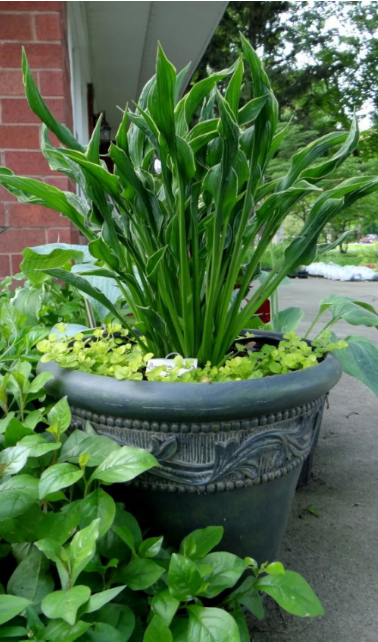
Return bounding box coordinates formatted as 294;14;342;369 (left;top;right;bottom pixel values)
10;254;24;276
35;13;61;41
8;203;70;228
0;3;62;11
0;254;11;278
0;205;5;227
0;70;24;96
0;125;40;149
44;176;74;191
0;13;32;40
2;98;65;124
47;228;80;244
0;43;62;69
0;228;46;253
0;185;17;203
5;151;59;176
39;69;64;95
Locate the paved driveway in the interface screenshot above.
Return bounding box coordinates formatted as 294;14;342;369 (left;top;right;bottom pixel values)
254;278;378;642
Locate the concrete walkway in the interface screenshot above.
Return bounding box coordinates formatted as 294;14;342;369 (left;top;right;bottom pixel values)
254;278;378;642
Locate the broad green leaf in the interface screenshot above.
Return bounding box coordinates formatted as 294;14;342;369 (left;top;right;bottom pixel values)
82;621;124;642
12;288;42;324
90;603;135;641
332;335;378;398
27;372;54;395
255;570;324;617
7;549;53;607
143;615;172;642
117;558;164;590
69;519;100;585
199;553;246;599
0;596;31;625
320;296;378;328
59;433;119;467
168;554;204;601
72;263;122;323
43;619;91;642
35;539;69;591
0;491;36;520
0;446;29;476
89;446;157;484
4;419;34;448
18;435;61;459
39;463;83;500
179;526;224;560
138;536;163;559
226;576;265;620
151;589;179;627
272;307;304;333
187;606;240;642
41;586;91;626
81;586;126;614
78;489;116;538
0;475;39;499
0;625;27;638
47;397;71;435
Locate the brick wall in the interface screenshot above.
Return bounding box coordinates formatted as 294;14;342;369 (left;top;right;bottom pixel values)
0;1;80;279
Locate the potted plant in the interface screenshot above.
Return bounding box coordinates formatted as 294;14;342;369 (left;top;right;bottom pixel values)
1;36;378;563
0;382;324;640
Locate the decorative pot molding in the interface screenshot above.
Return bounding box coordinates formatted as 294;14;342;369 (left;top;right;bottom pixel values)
71;396;325;493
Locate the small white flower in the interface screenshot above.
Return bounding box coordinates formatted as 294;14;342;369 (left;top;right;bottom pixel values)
154;158;162;174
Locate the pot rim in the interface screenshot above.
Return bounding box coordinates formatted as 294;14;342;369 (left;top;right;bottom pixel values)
38;330;343;422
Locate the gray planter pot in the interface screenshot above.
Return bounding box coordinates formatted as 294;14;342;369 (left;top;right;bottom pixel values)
38;331;342;562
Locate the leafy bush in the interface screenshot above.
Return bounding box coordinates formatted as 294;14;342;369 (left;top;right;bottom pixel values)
0;386;323;641
1;40;378;367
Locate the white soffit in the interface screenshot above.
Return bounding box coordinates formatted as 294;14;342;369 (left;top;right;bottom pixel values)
85;1;228;132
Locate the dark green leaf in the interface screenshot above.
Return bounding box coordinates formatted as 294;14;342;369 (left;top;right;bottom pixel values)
179;526;223;560
117;558;164;591
0;596;31;625
39;463;83;500
187;606;240;642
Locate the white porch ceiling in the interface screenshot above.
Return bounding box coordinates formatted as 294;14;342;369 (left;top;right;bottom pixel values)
85;1;228;133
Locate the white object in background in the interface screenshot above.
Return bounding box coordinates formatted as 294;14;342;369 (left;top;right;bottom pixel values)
306;261;378;281
154;159;162;174
146;357;198;377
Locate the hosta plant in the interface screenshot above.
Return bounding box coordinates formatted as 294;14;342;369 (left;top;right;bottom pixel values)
0;393;323;641
1;38;378;368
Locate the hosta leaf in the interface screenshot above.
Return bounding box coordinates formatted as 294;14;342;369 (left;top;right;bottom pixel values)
331;335;378;398
22;50;83;151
